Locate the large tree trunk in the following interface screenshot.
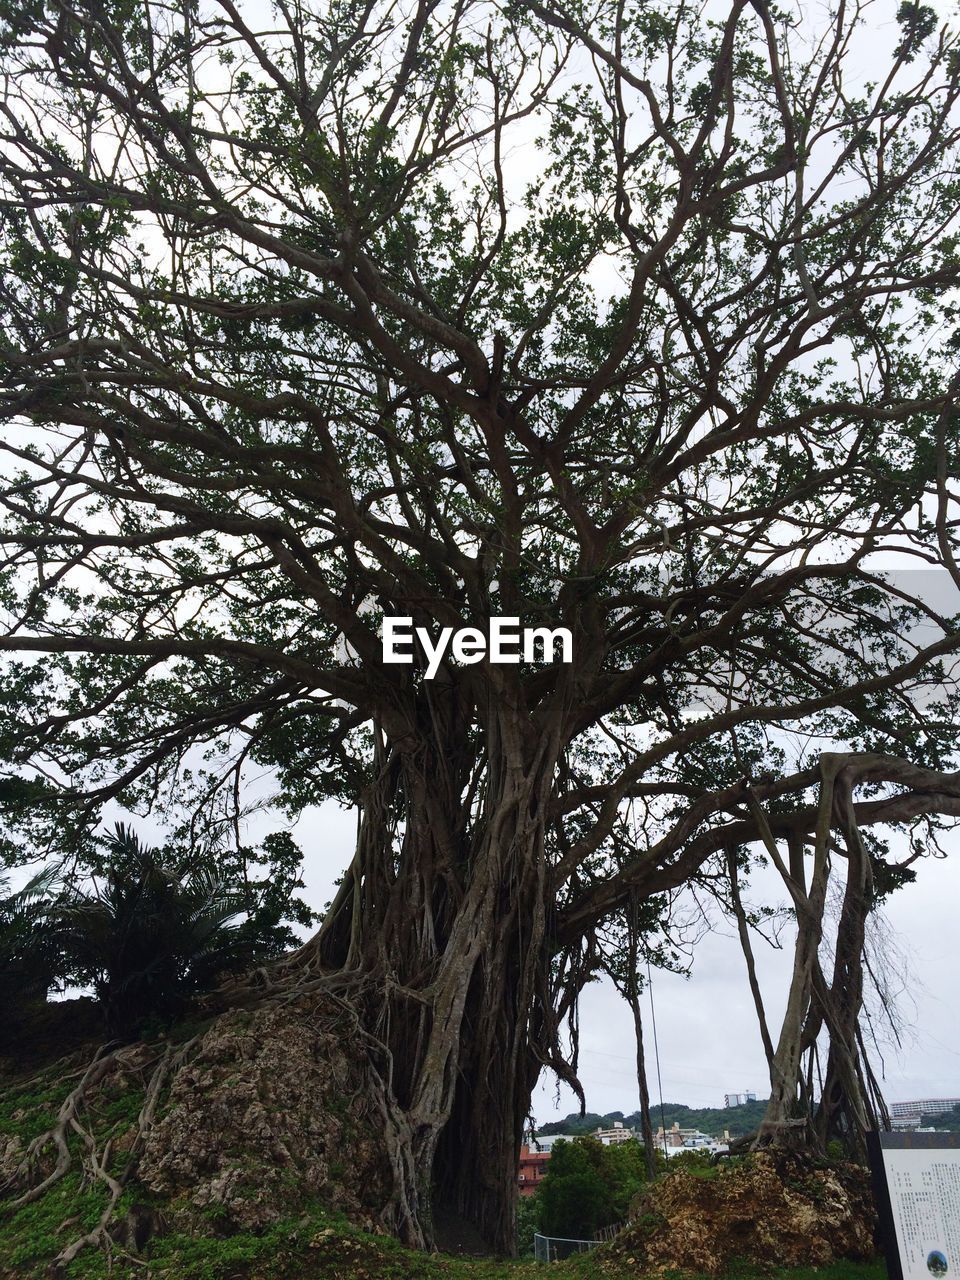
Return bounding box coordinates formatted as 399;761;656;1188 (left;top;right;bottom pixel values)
297;691;562;1253
755;767;836;1147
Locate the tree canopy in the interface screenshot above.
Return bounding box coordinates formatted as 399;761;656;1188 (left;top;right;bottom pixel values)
1;0;960;1255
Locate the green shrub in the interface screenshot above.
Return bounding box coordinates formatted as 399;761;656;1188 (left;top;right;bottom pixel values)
536;1135;651;1240
516;1191;540;1255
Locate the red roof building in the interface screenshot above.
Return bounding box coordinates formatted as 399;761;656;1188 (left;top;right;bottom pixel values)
517;1142;550;1197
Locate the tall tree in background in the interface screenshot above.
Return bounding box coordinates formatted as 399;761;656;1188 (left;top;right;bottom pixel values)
2;0;960;1251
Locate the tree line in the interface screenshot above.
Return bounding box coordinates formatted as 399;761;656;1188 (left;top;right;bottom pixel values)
537;1099;770;1141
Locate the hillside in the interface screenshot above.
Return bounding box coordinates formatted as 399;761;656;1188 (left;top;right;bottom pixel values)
536;1099;769;1140
920;1104;960;1130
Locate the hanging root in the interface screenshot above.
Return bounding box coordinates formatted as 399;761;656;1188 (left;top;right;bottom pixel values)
300;985;432;1250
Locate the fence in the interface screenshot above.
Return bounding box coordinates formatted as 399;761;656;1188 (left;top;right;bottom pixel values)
533;1233;600;1262
593;1221;625;1243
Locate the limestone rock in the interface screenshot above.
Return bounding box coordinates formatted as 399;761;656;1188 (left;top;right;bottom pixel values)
611;1151;877;1274
138;999;390;1233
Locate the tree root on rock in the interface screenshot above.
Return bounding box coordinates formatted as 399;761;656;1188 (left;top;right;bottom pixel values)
1;1036;199;1273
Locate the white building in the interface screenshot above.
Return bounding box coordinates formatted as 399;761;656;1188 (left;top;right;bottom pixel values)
528;1125;640;1152
593;1121;637;1145
528;1133;566;1152
655;1122;727;1154
889;1098;960;1129
724;1090;757;1108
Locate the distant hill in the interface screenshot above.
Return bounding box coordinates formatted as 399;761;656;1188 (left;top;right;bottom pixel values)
920;1104;960;1130
536;1098;769;1140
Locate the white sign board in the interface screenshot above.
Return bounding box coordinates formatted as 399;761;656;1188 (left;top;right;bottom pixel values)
869;1133;960;1280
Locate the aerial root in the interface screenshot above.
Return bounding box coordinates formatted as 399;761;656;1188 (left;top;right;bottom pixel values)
1;1035;200;1273
51;1036;200;1272
2;1043;122;1210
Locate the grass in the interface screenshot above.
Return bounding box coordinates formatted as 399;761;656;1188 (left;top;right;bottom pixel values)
0;1196;890;1280
0;1076;68;1143
0;1172;105;1276
0;1063;887;1280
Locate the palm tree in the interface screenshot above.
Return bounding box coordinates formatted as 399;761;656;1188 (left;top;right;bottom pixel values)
0;866;63;1011
54;825;246;1036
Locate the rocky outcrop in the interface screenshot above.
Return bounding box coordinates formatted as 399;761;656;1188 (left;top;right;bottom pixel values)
610;1151;877;1274
138;998;391;1233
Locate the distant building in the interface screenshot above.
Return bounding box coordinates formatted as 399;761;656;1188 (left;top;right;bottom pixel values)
529;1124;639;1151
724;1090;757;1108
655;1122;724;1152
518;1143;550;1196
593;1121;637;1145
528;1133;565;1153
657;1122;685;1149
889;1098;960;1129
